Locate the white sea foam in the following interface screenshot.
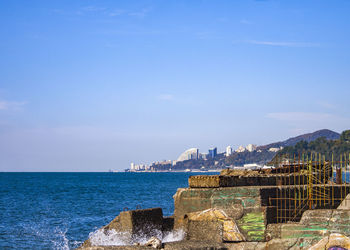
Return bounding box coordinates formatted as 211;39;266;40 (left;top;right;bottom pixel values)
89;229;130;246
52;227;70;250
162;229;185;243
88;229;185;246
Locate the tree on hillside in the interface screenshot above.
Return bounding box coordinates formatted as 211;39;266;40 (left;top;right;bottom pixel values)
274;130;350;161
340;130;350;142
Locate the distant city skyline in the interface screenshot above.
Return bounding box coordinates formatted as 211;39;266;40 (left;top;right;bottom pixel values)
130;143;261;170
0;0;350;171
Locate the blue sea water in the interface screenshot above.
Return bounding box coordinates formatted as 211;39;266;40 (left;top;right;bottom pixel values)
0;172;218;249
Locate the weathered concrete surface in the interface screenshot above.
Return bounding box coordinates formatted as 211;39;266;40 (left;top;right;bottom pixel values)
265;209;350;248
173;187;266;241
337;193;350;209
173;186;262;219
236;211;265;242
265;224;281;241
289;209;350;238
309;233;350;250
184;208;245;242
164;240;230;250
189;175;222;188
189;174;308;188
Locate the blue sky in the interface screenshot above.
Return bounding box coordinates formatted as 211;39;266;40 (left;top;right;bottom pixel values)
1;0;350;171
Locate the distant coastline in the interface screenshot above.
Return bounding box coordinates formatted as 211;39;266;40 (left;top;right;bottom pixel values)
124;129;340;173
110;169;222;173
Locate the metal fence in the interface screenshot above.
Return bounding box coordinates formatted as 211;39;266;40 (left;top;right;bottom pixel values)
269;153;350;223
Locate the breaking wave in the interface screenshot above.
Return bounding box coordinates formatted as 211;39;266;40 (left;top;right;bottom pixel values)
52;228;70;250
88;229;185;246
162;229;185;243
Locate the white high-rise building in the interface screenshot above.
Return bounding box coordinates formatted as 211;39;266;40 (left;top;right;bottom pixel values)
226;146;233;157
235;145;246;153
177;148;199;162
130;162;135;170
246;144;257;152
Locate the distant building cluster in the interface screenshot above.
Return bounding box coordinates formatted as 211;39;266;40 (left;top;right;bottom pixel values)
176;147;218;162
223;144;283;155
130;163;150;171
129;146;222;172
130;160;172;171
128;143;283;172
268;146;284;152
229;144;258;153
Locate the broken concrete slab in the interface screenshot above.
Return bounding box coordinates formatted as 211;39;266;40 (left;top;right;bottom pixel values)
338;194;350;209
309;233;350;250
184;208;245;243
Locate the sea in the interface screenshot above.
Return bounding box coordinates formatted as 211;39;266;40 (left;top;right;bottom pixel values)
0;172;218;249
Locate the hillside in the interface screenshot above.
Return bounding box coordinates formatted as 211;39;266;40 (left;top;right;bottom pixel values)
226;129;340;166
274;130;350;161
258;129;340;150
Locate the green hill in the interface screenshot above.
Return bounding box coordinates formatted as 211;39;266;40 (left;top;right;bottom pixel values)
274;130;350;161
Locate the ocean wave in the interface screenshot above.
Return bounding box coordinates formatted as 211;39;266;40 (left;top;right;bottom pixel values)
88;229;184;246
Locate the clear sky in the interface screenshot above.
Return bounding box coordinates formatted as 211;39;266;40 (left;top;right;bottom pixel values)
1;0;350;171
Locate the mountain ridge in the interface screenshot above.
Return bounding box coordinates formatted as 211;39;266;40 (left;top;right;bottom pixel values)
258;129;340;150
225;129;341;166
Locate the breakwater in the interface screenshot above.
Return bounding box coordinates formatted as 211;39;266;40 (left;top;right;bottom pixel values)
79;156;350;249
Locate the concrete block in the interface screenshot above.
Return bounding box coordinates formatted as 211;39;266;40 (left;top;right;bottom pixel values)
186;220;223;242
189;175;221;188
280;224;328;239
104;207;163;241
265;224;282;240
185;208;245;243
299;209;332;225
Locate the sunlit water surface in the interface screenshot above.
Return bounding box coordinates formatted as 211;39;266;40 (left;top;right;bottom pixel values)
0;172;218;249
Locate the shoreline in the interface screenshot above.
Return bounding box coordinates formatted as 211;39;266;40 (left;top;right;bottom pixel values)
119;170;222;173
